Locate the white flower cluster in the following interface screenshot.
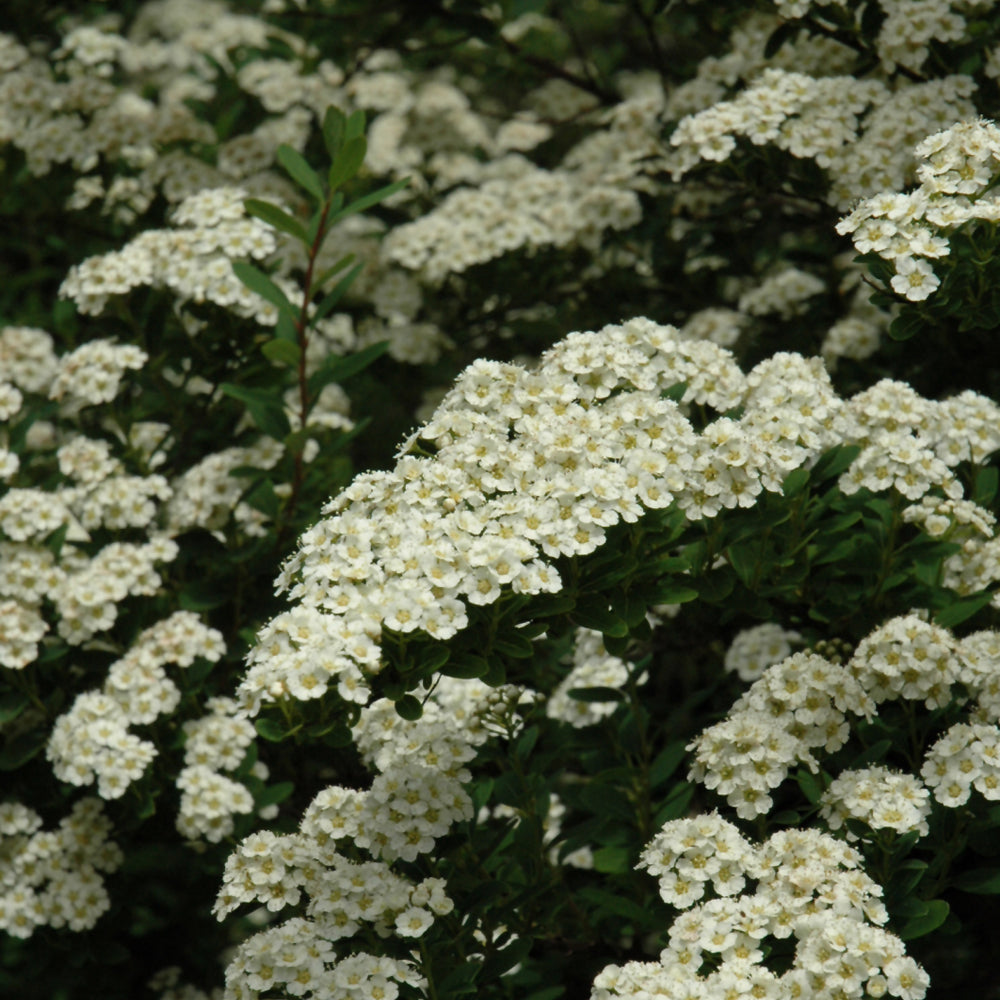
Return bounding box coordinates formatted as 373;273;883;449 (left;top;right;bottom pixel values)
820;767;933;838
595;821;927;1000
166;438;284;537
688;651;875;819
0;798;122;938
383;162;642;285
838;379;1000;508
217;677;506;998
49;339;147;407
59;186;279;318
737;266;826;319
837;118;1000;301
693;616;1000;836
669;59;977;208
547;628;640;728
241;321;1000;720
724;622;802;682
848;614;962;709
922;721;1000;806
47;611;225;800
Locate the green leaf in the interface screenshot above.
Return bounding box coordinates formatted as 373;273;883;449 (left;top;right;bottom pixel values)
653;782;694;825
481;936;533;982
649;742;687;788
935;592;993;628
796;768;823;803
764;20;800;59
443;655;490;680
578;887;653;925
567;686;625;704
276;144;324;201
570;597;628;637
592;846;631;873
493;632;534;659
900;899;950;940
322;106;346;159
394;695;423;721
255;718;287;742
314;253;357;290
782;468;810;497
650;583;699;605
243;478;280;519
307;340;390;399
0;730;46;770
220;383;291;441
244;198;307;242
344;109;366;143
974;466;999;507
312;263;363;326
256;781;294;809
0;692;29;727
328;135;367;191
952;868;1000;894
262;338;301;367
231;261;298;324
329;176;411;225
810;444;862;482
179;581;229;612
888;311;925;342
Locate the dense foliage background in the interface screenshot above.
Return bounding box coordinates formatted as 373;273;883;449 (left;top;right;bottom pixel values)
4;1;1000;998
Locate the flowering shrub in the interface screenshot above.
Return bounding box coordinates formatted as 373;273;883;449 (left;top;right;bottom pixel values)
6;1;1000;999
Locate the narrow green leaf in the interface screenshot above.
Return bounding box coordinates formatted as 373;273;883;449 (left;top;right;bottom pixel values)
322;106;346;159
231;261;298;323
311;263;363;326
344;109;365;143
953;868;1000;894
782;468;810;497
244;198;307;242
0;730;46;770
974;466;999;507
276;144;324;201
262;338;301;367
314;253;357;290
935;592;993;628
796;768;823;803
0;692;29;726
328;135;367;191
220;383;291;441
592;846;631;873
329;177;411;225
578;887;653;925
649;742;687;788
256;781;294;809
567;686;625;704
307;340;390;398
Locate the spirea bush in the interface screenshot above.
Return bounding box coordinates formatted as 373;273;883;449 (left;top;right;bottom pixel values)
6;1;1000;998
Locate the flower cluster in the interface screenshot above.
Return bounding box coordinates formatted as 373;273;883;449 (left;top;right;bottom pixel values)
820;767;933;838
837;118;1000;300
595;823;926;999
47;611;225;800
688;651;875;819
0;799;122;938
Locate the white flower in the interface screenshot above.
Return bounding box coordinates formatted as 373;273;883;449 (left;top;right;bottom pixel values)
890;256;940;301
